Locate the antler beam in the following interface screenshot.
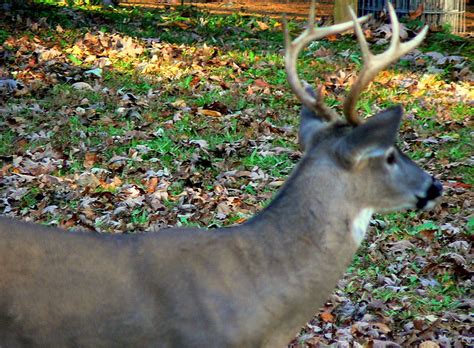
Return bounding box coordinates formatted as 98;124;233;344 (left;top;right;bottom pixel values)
343;3;428;125
284;0;369;122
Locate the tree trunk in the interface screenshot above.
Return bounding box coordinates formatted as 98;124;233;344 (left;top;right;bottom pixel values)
334;0;358;24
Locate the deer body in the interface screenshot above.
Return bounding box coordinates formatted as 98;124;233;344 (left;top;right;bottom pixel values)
0;115;441;347
0;130;366;347
0;2;443;346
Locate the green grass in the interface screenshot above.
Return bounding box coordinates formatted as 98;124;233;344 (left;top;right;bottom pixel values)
0;29;10;44
0;130;16;155
243;151;293;177
20;187;41;209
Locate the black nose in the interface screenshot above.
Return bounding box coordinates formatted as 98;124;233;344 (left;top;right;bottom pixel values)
416;177;442;209
427;177;443;200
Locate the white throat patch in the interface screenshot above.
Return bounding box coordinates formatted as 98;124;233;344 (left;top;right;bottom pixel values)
352;209;374;246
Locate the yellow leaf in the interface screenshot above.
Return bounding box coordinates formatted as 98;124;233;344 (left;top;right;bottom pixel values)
256;20;270;31
171;99;187;108
198;109;222;117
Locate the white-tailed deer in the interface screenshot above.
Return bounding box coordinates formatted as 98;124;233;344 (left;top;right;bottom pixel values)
0;2;441;347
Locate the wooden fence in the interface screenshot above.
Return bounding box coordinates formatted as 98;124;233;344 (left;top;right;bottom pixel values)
118;0;467;33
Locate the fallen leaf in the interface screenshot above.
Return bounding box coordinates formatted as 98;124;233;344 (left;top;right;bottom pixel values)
216;202;232;219
72;82;93;91
256;20;269;31
425;315;438;323
320;311;334;322
83;152;98;168
146;177;159;193
174;21;191;30
372;322;391;333
84;68;103;77
419;341;440;348
409;4;424;20
234;217;247;224
198;108;222;117
100;176;122;190
254;78;271;88
190;139;209;149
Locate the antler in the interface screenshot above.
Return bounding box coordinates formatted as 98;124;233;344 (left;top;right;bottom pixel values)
343;3;428;125
284;0;369;122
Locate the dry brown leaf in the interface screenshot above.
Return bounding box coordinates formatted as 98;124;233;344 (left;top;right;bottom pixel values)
83;152;98;168
82;207;96;219
246;85;254;95
254;79;271;88
320;311;334;322
235;171;253;178
419;341;440;348
0;164;12;178
312;47;333;58
234;217;247;224
146;177;159;193
372;322;391;333
409;4;424;20
100;176;122;190
420;229;436;241
61;218;77;229
216;202;232;219
157;20;191;30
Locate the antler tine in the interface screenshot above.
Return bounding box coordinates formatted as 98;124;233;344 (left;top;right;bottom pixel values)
343;2;428;125
284;0;369;122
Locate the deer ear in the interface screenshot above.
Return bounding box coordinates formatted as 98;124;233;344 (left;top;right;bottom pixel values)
299;85;325;151
336;106;403;167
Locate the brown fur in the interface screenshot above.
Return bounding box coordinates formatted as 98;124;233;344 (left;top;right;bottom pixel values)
0;106;441;347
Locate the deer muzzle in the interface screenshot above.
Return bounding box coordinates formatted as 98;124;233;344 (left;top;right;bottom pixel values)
416;177;443;209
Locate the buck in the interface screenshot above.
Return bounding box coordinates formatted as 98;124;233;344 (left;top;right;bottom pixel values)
0;2;442;347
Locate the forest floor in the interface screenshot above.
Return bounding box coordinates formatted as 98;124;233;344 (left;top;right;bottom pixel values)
0;1;472;346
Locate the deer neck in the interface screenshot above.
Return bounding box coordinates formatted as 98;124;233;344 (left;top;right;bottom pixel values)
237;160;373;337
248;158;372;253
246;181;369;269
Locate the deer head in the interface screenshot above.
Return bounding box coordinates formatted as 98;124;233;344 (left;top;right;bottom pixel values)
283;1;441;216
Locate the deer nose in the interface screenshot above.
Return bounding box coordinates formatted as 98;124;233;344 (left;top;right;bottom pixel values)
416;177;442;209
427;177;443;200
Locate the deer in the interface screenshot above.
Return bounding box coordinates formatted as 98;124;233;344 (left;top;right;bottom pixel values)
0;2;442;347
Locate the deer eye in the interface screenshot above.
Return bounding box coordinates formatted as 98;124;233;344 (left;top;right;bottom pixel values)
386;151;397;165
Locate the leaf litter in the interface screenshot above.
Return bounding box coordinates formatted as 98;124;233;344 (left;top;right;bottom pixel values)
0;2;472;346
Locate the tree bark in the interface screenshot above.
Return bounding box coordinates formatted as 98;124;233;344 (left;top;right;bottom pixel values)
334;0;358;24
